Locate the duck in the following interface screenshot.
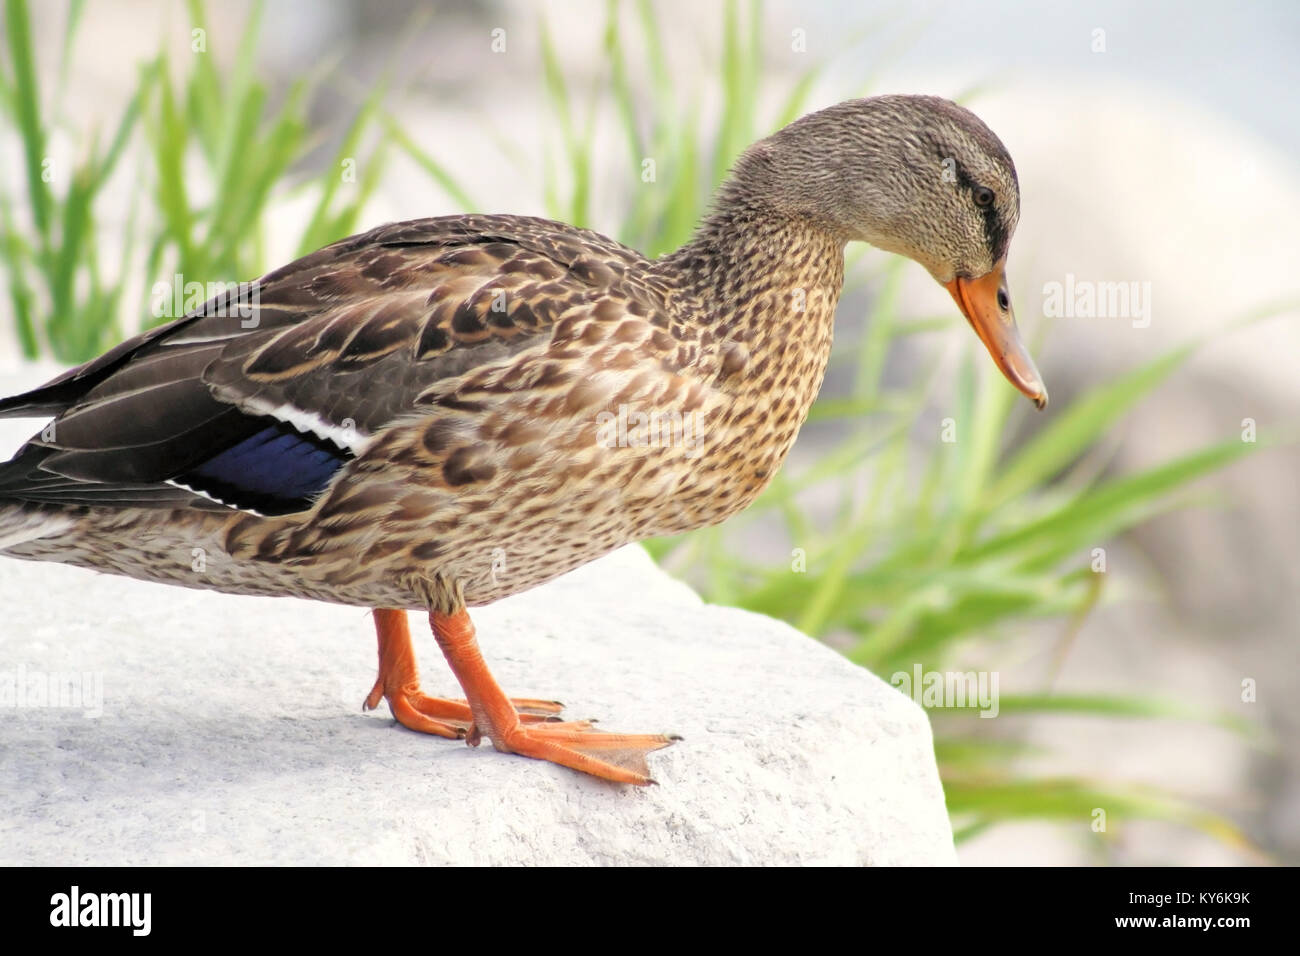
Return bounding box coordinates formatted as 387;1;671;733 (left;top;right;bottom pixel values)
0;94;1046;785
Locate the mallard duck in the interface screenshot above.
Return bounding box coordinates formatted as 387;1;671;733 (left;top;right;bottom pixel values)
0;95;1045;785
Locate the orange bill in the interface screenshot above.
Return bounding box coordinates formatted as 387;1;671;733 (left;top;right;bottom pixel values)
944;258;1048;409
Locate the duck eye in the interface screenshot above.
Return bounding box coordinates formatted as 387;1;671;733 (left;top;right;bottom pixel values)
973;186;995;207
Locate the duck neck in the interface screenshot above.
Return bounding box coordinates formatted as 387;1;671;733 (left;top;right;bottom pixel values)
643;200;848;531
665;199;847;325
660;198;846;393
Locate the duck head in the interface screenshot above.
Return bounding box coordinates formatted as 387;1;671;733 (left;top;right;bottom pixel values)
731;94;1048;409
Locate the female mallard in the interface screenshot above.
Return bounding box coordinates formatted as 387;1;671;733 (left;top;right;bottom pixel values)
0;95;1045;784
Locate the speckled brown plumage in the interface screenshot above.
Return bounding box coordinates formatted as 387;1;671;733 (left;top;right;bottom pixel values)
0;209;843;610
0;95;1047;783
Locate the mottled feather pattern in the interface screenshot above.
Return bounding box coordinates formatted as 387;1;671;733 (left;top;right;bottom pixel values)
0;210;844;609
0;95;1040;787
3;90;1033;612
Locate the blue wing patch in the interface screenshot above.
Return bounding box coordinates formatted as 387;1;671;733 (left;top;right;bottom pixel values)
178;423;351;515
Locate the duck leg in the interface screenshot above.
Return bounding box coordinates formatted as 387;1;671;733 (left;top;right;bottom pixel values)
430;607;678;785
364;608;562;738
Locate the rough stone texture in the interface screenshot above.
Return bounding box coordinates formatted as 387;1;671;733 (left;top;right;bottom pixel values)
0;390;954;865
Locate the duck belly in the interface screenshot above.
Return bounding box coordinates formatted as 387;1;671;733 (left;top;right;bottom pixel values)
0;502;415;609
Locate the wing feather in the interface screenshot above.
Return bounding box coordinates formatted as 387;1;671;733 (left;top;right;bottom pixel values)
0;215;665;514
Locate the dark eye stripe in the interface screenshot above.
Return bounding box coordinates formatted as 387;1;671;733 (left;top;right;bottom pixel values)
936;148;1011;262
979;201;1008;263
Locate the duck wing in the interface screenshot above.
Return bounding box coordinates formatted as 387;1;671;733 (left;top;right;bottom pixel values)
0;215;657;515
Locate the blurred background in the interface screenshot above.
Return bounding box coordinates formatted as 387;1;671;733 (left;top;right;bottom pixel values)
1;0;1296;865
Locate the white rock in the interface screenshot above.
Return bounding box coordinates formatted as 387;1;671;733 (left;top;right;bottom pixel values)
0;374;954;864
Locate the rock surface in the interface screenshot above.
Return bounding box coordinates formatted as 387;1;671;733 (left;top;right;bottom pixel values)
0;374;955;864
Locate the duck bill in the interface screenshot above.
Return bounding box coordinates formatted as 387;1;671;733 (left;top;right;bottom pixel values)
944;259;1048;409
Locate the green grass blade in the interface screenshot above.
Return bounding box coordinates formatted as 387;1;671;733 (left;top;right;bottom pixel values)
90;74;148;194
384;114;479;212
964;437;1261;569
5;0;50;239
0;191;39;356
992;693;1262;738
984;339;1198;511
47;166;92;356
147;59;195;270
944;778;1257;852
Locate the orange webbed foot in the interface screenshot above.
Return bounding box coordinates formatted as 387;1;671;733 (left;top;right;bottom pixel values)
475;719;680;785
368;606;678;784
431;610;679;785
363;680;468;739
367;609;561;738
